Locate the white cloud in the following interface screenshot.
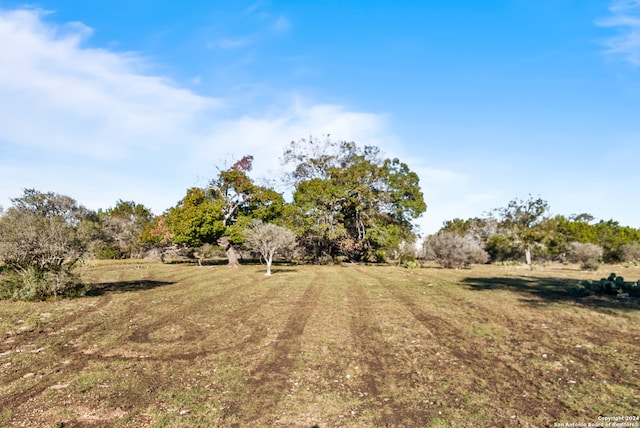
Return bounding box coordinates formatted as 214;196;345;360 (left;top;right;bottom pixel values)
273;16;291;33
216;37;252;49
0;7;393;214
0;8;223;159
610;0;640;12
598;0;640;65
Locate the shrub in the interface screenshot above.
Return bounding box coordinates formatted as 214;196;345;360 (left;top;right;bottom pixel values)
95;244;124;260
484;233;522;262
423;232;489;269
567;242;603;271
402;260;420;269
0;266;85;301
620;243;640;263
193;243;219;266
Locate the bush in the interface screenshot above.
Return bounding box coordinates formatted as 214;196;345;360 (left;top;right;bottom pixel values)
423;232;489;269
567;242;603;271
402;260;420;269
0;266;85;301
620;243;640;263
95;244;124;260
484;233;522;262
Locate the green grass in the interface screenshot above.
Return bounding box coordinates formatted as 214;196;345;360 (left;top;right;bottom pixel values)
1;260;639;427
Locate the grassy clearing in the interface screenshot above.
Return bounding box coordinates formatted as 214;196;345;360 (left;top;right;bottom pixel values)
1;260;639;427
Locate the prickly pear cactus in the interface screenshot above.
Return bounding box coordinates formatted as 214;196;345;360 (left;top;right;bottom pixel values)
572;273;640;297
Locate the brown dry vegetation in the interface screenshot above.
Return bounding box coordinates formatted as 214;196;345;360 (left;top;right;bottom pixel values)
1;260;639;427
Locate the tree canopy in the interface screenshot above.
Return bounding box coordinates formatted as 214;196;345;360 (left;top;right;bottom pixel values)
165;155;285;265
282;138;426;262
0;189;94;300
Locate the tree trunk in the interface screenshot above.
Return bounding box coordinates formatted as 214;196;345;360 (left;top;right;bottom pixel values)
525;245;532;269
218;236;241;267
265;254;273;276
226;245;240;267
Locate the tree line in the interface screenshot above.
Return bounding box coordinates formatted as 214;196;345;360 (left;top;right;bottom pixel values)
2;138;640;300
0;138;427;299
424;195;640;269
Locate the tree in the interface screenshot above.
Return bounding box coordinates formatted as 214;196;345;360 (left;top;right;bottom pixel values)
423;232;489;269
441;217;498;246
165;156;285;266
491;195;549;268
97;200;153;258
244;220;297;275
282;138;426;262
0;189;94;300
165;187;223;247
593;220;640;262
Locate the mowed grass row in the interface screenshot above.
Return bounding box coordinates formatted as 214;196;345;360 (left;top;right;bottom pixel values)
0;260;639;427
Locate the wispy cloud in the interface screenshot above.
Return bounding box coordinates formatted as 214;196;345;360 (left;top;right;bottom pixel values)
272;16;291;33
0;8;391;213
597;0;640;65
0;8;223;159
216;37;252;49
207;3;290;51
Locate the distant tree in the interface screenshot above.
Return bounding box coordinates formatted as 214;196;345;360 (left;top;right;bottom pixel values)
423;232;489;269
282;137;426;262
441;217;498;246
491;195;549;268
593;220;640;262
165;187;222;248
567;242;603;271
0;189;94;300
244;220;297;275
438;200;640;266
98;200;153;258
140;214;173;246
166;156;285;266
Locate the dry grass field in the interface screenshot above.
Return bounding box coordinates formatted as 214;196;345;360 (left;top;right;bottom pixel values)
1;260;639;427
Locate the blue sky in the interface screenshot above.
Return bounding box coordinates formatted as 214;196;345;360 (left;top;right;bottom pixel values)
0;0;639;234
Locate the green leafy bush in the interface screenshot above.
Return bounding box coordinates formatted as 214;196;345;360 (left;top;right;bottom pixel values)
0;267;85;301
402;260;420;269
95;244;124;260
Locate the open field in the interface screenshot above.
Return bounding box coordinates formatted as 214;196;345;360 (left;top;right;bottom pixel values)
1;261;639;427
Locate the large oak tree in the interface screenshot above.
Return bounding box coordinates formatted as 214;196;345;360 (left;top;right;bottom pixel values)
282;138;426;262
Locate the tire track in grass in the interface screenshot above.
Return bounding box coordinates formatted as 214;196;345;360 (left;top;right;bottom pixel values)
436;280;640;420
346;278;396;426
126;271;281;346
375;269;569;423
222;276;322;426
0;265;277;420
343;268;434;427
